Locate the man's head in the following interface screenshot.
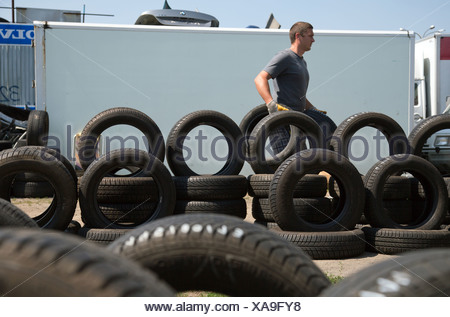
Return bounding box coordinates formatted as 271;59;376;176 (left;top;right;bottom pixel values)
289;22;313;42
290;21;314;53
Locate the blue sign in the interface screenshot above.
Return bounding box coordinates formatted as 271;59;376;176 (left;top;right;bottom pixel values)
0;23;34;45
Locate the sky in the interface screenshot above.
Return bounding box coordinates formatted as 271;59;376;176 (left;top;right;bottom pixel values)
0;0;449;37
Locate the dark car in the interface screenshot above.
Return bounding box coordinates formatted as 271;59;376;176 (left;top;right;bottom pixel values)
135;9;219;27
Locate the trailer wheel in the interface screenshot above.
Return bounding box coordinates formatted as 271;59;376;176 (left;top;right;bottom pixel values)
166;110;245;176
364;154;447;229
79;149;175;229
248;111;323;174
0;198;38;228
26;110;49;146
320;248;450;296
269;149;364;231
329;112;409;156
107;213;331;296
77;107;165;171
0;228;175;296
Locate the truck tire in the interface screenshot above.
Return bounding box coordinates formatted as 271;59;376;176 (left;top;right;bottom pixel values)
408;114;450;159
77;107;165;171
247;173;327;198
320;248;450;296
252;197;334;223
173;175;248;200
0;147;77;230
248;111;323;174
0;198;38;228
174;199;247;219
166;110;245;176
364;154;447;229
269;149;364;231
79;149;175;229
26;110;49;146
362;227;450;254
329;112;409;156
107;213;331;296
0;228;175;296
271;228;366;260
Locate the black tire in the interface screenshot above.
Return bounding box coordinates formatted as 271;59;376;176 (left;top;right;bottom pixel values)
252;197;334;223
408;114;450;162
248;111;323;174
239;104;268;159
329;112;409;156
321;248;450;296
364;154;448;229
0;140;12;150
383;199;413;224
329;175;411;200
174;199;247;218
173;175;248;200
96;177;158;203
0;147;77;230
98;202;158;224
77;107;165;171
362;227;450;254
270;149;364;231
78;227;131;245
0;198;38;228
0;228;175;296
26;110;49;146
79;149;175;229
166;110;245;176
271;228;366;260
11;180;54;198
107;213;331;296
247;173;327;198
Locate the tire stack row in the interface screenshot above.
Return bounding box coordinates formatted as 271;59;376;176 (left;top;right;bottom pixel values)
329;112;450;255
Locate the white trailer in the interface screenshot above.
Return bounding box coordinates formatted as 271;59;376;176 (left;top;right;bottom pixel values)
33;22;415;175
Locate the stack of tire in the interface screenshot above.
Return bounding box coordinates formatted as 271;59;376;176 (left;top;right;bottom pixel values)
75;107;174;244
166;110;248;219
329;112;450;255
240;105;368;260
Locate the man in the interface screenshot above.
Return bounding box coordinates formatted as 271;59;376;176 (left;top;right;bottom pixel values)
254;21;324;153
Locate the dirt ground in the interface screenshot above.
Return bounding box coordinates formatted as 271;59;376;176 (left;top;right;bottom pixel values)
12;195;399;280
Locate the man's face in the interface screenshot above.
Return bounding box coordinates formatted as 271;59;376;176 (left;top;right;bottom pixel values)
299;29;315;51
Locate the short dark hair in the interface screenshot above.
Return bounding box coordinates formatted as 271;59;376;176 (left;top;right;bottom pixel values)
289;22;313;43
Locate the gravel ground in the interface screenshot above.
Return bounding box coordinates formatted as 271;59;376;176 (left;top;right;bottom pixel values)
11;195;399;280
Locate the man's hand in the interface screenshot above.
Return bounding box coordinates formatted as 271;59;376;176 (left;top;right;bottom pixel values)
267;100;289;113
310;107;327;114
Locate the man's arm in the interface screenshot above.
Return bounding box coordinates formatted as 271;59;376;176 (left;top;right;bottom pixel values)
254;70;274;104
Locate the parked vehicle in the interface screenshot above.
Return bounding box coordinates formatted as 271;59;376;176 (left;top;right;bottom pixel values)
414;33;450;173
